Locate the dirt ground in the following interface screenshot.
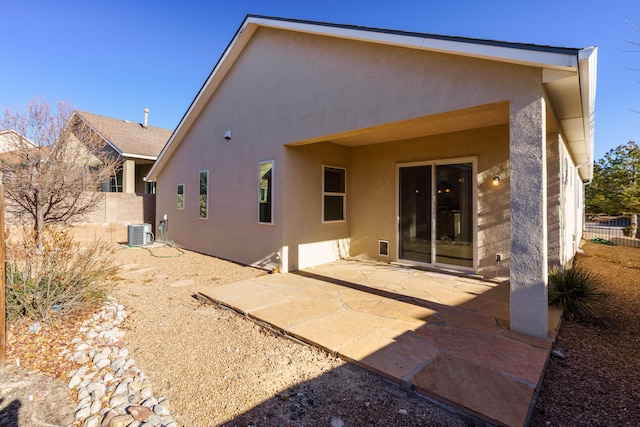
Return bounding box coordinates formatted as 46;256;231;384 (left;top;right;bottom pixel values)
2;240;639;426
531;241;640;426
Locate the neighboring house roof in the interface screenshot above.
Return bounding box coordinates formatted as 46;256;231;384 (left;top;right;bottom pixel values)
147;15;597;181
0;145;48;163
75;111;172;160
0;129;36;153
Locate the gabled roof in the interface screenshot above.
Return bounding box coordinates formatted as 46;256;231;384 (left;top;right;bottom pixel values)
75;111;172;160
0;129;36;153
147;15;597;181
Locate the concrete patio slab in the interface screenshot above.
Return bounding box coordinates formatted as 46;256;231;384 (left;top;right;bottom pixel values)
339;329;440;382
196;260;560;427
411;353;535;427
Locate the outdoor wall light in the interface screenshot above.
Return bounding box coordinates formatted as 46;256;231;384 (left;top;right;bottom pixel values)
492;176;501;186
224;130;232;140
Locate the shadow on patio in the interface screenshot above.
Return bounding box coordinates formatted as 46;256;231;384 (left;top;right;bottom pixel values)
196;260;561;426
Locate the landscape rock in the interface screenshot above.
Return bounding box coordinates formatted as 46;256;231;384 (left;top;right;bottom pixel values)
90;397;102;414
153;403;170;416
69;374;82;389
59;299;176;427
146;414;164;426
74;405;91;421
128;404;152;421
107;413;134;427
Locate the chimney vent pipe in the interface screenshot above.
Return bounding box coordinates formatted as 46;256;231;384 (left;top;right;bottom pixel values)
143;108;149;129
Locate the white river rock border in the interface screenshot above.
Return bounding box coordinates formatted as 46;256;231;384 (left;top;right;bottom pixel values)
63;297;177;427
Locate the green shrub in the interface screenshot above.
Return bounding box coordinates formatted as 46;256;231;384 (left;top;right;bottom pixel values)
548;264;606;322
622;225;640;238
5;226;116;324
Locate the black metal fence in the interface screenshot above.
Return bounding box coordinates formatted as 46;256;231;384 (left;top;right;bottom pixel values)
584;214;640;248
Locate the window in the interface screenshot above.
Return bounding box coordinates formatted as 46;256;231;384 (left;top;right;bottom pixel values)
146;181;156;194
110;172;123;192
259;161;273;224
199;170;208;218
323;166;346;222
176;183;184;209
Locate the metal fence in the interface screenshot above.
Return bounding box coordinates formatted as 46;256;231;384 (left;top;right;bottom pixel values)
583;214;640;248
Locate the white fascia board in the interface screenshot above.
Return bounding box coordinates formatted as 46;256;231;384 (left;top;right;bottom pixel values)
120;153;157;161
251;16;579;70
577;46;597;182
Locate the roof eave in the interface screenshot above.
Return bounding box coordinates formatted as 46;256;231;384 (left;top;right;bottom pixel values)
147;18;257;181
249;15;579;70
577;46;597;182
121;153;158;161
146;15;589;181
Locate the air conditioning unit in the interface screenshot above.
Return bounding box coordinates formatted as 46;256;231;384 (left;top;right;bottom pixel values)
127;223;152;246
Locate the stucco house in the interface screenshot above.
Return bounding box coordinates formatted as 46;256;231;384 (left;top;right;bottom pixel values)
70;109;172;194
147;16;597;338
62;110;172;241
0;129;36;153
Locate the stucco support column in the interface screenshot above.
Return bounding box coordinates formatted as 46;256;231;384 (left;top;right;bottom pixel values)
546;133;562;267
509;97;549;338
122;159;136;194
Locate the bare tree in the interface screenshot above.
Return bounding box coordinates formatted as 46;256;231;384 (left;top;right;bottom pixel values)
1;96;119;243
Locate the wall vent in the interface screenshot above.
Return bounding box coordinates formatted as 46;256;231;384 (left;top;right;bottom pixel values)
128;223;152;246
378;240;389;257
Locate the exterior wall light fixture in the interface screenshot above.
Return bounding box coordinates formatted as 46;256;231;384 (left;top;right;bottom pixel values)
492;176;501;186
224;130;232;140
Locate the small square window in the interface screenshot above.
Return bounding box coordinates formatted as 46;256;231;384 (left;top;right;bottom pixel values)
378;240;389;257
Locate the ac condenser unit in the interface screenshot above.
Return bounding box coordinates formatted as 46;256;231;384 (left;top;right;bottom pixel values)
127;223;152;246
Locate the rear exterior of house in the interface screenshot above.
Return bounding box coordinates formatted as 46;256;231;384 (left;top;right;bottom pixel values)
148;16;596;338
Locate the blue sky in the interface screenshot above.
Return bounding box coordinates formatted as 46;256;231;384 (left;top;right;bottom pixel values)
1;0;638;160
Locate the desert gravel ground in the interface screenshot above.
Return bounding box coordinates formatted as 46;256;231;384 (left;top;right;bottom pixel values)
2;240;639;426
531;241;640;426
109;244;467;426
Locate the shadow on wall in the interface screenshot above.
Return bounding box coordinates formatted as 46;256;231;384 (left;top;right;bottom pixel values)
477;159;510;278
252;251;281;272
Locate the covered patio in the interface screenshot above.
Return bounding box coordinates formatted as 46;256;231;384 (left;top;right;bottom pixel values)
197;260;562;426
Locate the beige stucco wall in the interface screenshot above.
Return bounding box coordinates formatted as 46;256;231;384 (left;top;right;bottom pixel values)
547;133;562;267
346;125;510;277
135;163;153;193
547;132;584;268
155;25;553;275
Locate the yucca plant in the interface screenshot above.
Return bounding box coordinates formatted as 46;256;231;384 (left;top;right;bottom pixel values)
548;264;606;322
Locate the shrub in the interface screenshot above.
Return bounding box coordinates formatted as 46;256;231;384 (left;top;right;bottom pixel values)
548;263;606;322
5;226;116;324
622;225;640;238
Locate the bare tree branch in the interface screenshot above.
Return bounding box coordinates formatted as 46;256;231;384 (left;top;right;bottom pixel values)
1;97;120;243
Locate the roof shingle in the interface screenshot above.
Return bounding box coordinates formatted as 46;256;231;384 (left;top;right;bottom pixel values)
78;111;172;159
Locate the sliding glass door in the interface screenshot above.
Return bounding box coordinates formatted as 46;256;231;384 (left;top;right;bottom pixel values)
399;161;474;268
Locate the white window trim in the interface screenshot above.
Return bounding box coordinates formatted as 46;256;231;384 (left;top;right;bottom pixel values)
258;160;274;225
176;183;185;210
322;165;347;223
198;170;208;219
